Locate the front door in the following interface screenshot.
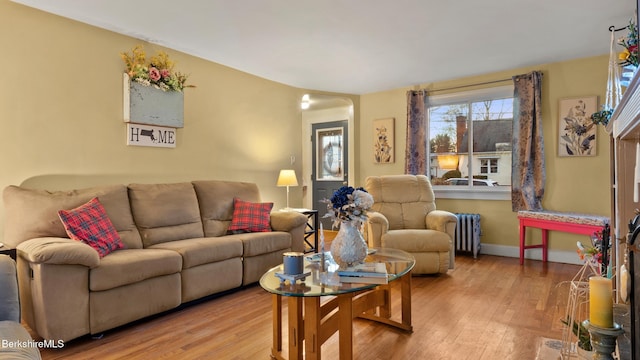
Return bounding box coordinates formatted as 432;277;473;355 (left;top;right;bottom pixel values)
312;120;348;230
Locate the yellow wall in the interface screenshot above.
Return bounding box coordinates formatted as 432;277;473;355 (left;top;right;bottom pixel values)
0;2;320;230
358;56;612;256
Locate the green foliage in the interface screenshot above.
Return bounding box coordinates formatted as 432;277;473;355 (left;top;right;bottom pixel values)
590;106;613;126
561;317;592;351
442;170;461;180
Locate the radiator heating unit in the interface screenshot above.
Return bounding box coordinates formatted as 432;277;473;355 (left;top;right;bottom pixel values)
454;213;481;258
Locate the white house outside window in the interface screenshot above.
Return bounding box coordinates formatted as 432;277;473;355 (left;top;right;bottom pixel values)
427;85;513;200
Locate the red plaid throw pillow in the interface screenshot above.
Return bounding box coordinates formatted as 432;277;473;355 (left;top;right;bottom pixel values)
58;197;124;258
228;198;273;233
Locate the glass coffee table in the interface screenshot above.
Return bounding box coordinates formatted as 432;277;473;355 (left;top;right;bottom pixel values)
259;247;415;360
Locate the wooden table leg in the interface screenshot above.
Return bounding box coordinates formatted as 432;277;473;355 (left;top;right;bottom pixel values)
338;293;354;360
379;283;391;319
272;294;282;357
288;296;304;360
304;297;321;360
400;271;413;331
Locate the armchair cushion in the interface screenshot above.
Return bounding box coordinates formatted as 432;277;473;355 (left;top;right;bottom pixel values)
383;230;451;252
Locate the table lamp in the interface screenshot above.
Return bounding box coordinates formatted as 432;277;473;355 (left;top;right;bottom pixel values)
277;169;298;210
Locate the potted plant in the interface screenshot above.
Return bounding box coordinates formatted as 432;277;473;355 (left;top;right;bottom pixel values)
561;317;593;358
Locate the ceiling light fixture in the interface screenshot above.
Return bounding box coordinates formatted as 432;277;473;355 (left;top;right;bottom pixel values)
301;94;310;110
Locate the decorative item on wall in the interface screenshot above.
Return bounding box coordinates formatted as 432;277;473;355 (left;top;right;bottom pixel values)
373;117;395;163
127;123;176;148
558;96;597;157
120;45;194;129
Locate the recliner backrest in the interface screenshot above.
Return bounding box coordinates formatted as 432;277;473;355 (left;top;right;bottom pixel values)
365;175;436;230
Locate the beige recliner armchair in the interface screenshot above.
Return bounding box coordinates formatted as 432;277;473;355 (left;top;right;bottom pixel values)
364;175;457;274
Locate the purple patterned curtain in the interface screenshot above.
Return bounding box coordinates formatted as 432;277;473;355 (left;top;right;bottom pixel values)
405;90;427;175
511;71;545;211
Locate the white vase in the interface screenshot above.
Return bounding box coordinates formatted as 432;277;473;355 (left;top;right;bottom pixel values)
330;221;368;268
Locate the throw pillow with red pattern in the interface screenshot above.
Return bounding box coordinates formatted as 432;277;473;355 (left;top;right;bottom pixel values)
58;197;125;258
228;198;273;233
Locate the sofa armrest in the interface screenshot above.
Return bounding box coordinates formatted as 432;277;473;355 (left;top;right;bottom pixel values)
269;211;307;232
365;211;389;248
17;238;100;268
270;211;308;253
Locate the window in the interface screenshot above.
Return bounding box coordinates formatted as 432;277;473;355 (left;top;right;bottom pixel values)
480;158;498;174
428;85;513;199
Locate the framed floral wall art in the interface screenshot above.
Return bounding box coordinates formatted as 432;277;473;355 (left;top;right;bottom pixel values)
373;117;395;163
558;96;597;157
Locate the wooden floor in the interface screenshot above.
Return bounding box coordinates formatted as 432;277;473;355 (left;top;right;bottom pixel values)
33;255;580;360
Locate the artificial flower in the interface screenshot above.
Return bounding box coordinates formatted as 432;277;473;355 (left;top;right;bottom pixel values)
618;19;639;67
120;45;195;92
323;186;374;228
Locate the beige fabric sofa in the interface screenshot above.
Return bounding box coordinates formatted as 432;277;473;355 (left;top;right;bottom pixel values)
2;180;307;343
364;175;457;275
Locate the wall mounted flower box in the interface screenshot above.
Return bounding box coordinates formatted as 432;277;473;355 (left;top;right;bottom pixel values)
123;74;184;128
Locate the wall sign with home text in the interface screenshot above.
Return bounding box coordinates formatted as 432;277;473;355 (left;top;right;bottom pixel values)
127;123;176;148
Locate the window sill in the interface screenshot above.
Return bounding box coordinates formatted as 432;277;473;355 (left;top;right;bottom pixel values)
434;186;511;201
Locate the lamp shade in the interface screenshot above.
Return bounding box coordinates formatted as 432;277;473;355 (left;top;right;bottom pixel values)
437;154;458;171
277;170;299;187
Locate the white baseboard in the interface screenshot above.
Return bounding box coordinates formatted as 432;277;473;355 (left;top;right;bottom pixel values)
476;243;583;265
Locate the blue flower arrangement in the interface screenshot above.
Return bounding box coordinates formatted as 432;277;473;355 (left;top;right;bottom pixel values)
323;186;374;228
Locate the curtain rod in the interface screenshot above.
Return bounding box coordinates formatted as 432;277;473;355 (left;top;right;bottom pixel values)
609;25;627;32
426;78;512;93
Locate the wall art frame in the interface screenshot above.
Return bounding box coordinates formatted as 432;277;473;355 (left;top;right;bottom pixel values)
558;96;597;157
373;117;395;163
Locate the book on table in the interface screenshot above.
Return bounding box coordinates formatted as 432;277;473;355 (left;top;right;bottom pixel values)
338;262;388;284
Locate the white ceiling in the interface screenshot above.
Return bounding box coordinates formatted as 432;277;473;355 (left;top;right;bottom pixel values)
11;0;637;95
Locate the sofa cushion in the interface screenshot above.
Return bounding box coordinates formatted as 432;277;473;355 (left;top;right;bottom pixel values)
58;198;124;258
192;180;262;237
3;184;143;250
128;183;204;247
149;237;243;269
228;198;273;233
236;231;291;257
89;249;182;291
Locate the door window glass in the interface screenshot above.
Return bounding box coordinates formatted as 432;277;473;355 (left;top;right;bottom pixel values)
316;127;344;181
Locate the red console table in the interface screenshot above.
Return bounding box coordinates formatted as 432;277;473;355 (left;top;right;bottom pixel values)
518;210;610;265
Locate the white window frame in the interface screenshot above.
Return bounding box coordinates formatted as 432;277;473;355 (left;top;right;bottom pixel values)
428;85;512;201
480;158;499;174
